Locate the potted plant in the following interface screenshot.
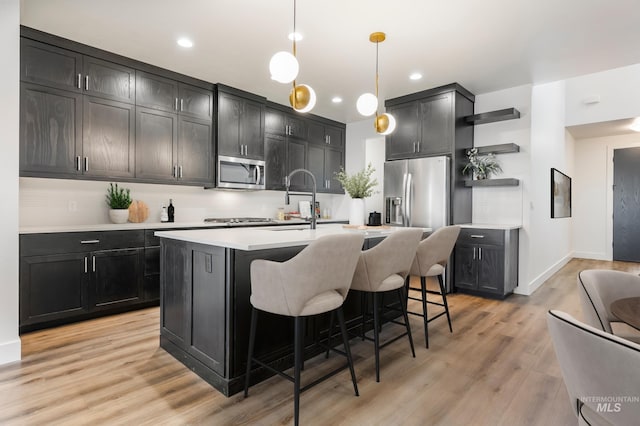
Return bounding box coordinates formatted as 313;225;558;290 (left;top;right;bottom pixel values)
462;148;502;180
335;163;378;225
105;183;132;224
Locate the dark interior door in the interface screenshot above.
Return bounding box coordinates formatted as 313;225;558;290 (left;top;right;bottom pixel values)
613;147;640;262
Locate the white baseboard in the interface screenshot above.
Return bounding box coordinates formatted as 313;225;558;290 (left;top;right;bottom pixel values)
0;338;21;366
572;251;610;261
517;254;573;296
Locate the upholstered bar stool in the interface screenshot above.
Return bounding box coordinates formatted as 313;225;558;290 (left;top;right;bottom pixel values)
243;233;365;426
348;228;423;382
406;225;460;348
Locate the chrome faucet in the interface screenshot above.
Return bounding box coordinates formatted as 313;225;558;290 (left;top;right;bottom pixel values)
285;168;317;230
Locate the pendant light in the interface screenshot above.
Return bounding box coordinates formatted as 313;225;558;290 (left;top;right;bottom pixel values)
358;32;396;135
269;0;315;113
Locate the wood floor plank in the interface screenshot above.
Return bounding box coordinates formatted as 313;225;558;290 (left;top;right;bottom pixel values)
0;258;636;425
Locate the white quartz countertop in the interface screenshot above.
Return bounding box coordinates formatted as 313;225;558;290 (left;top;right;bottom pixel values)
458;223;522;230
19;218;347;234
155;224;431;251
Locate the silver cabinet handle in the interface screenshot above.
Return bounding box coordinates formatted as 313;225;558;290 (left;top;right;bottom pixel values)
328;135;331;145
413;142;416;153
473;247;476;260
84;75;89;91
80;240;100;244
84;157;89;172
77;74;82;89
255;165;261;185
173;165;178;178
76;156;81;171
175;98;179;111
470;235;485;238
180;98;184;111
178;165;183;178
479;247;482;261
92;255;96;272
84;256;88;273
417;142;420;152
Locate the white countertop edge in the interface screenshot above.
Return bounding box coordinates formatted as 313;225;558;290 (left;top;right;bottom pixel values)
458;223;522;230
19;218;349;234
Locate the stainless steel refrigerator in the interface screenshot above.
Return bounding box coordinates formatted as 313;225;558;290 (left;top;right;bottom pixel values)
384;156;450;229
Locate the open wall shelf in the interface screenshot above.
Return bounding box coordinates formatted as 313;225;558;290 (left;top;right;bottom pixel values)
476;143;520;155
465;107;520;124
464;178;520;187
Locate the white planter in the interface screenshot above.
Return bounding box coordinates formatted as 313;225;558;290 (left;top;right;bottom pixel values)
349;198;365;226
109;209;129;224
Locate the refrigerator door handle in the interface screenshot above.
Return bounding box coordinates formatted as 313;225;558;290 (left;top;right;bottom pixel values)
405;172;413;227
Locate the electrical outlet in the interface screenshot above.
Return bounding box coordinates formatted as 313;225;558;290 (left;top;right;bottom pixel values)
68;201;77;212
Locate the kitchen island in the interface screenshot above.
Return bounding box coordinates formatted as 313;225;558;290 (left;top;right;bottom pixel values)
155;224;427;396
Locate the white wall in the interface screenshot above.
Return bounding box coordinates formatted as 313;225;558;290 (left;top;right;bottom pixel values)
526;81;573;295
19;178;346;227
0;0;21;366
565;63;640;126
364;136;385;215
573;133;640;260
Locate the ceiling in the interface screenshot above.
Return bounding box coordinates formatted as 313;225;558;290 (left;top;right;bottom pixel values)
19;0;640;124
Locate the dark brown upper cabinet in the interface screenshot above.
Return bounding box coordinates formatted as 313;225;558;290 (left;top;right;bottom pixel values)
217;85;265;160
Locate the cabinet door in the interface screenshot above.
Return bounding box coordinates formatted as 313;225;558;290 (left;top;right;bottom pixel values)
217;91;243;157
178;83;213;119
20;83;82;176
386;101;419;160
454;244;477;290
285;115;307;139
242;99;265;160
92;248;143;310
325;125;344;149
265;107;285;135
83;56;135;103
307;144;325;192
177;115;213;185
82;96;135;178
20;253;90;326
265;133;286;190
419;93;453;156
20;39;82;92
477;245;505;294
136;71;178;113
287;139;307;191
135;107;177;181
307;121;326;145
324;147;344;194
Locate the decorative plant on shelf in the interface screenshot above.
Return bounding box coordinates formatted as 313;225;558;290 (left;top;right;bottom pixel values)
334;163;378;198
105;183;132;224
105;183;132;209
462;148;503;180
335;163;378;226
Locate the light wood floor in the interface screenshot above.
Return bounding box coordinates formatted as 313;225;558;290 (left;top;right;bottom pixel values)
2;258;639;425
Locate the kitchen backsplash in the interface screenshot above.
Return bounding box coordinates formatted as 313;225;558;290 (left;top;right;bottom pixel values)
19;178;349;227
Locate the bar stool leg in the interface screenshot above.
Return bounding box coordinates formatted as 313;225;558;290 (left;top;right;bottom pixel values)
421;276;429;348
397;287;416;358
360;292;367;341
244;307;258;398
294;317;303;426
337;307;359;396
325;310;335;359
438;275;453;333
373;292;381;382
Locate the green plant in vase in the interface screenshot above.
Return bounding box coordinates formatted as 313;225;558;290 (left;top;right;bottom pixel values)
105;183;132;223
335;163;378;225
462;148;502;180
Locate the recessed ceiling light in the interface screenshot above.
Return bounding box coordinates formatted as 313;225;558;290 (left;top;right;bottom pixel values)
177;38;193;48
631;118;640;132
409;72;423;81
288;32;303;41
332;97;343;104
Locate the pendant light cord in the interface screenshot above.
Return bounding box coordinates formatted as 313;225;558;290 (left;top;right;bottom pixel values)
292;0;297;108
375;40;379;118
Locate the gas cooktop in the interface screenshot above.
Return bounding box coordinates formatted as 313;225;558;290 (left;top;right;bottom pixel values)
204;217;277;225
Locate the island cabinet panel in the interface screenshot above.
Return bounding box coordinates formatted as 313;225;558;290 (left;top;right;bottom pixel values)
161;241;191;346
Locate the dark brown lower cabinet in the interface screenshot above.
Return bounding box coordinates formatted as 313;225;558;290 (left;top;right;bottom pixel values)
19;230;152;333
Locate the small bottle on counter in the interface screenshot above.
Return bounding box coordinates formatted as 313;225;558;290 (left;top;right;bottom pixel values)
160;205;169;222
168;199;175;222
277;207;285;221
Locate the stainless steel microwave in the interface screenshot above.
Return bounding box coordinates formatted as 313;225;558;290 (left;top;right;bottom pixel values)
217;155;265;190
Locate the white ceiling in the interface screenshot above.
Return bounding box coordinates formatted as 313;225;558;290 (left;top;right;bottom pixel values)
19;0;640;124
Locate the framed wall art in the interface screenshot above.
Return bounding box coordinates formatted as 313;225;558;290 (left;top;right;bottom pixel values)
551;168;571;218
